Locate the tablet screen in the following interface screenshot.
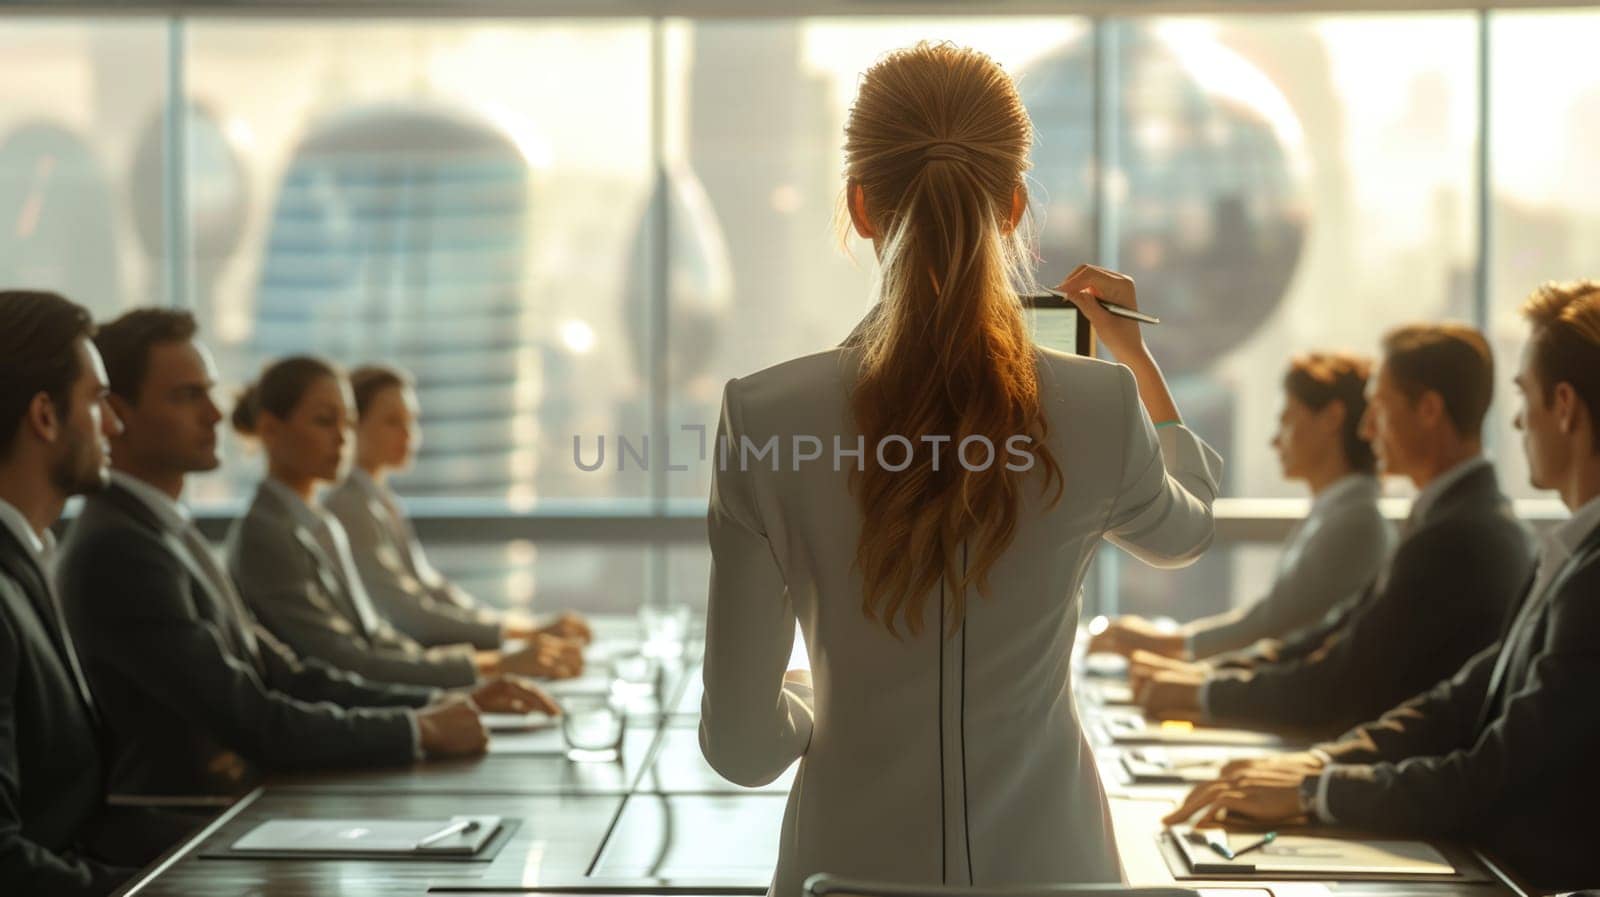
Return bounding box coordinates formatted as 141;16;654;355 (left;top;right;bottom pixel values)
1021;293;1093;356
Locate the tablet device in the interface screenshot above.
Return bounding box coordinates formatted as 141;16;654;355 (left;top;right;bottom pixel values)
1021;292;1094;356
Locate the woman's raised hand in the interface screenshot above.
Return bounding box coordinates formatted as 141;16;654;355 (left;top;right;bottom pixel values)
1055;264;1147;363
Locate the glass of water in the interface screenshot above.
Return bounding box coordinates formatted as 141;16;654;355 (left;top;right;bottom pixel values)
639;602;690;660
561;695;624;762
610;652;660;701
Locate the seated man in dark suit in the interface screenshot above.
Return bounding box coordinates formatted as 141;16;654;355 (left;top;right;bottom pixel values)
1136;323;1534;739
57;308;558;797
1166;280;1600;892
0;290;166;895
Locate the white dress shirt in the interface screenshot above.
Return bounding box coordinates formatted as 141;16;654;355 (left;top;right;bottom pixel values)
0;496;53;579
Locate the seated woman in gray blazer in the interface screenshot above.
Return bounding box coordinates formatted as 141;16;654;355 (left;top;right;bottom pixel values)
698;43;1221;893
226;357;577;688
325;364;590;659
1089;352;1395;661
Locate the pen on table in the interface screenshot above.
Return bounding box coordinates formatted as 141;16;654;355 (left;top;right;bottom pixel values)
413;818;478;850
1201;828;1234;860
1230;831;1277;858
1026;289;1163;325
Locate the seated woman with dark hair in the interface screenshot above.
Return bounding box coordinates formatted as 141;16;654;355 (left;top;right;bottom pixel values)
325;364;590;663
226;356;579;687
1090;352;1394;661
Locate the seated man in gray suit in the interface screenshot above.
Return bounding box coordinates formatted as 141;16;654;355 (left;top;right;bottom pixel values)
57;309;557;797
1167;280;1600;893
1136;324;1534;739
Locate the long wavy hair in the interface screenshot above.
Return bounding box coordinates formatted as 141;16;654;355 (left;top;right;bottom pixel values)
842;42;1063;639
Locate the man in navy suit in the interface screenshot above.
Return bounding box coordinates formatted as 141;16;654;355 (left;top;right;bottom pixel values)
1168;280;1600;892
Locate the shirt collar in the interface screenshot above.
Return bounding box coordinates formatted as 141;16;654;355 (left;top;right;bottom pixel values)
1410;455;1491;524
1311;473;1379;512
0;497;47;562
346;467;385;502
262;476;328;534
110;471;191;532
0;496;55;582
1546;492;1600;566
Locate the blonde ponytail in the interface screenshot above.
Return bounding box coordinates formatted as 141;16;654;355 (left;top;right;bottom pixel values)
844;42;1063;639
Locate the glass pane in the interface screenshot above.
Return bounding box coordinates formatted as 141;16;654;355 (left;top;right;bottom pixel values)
1102;541;1282;624
425;540;650;618
668;542;712;617
1077;16;1478;611
1488;10;1600;500
658;18;1091;502
183;19;654;507
0;20;168;318
1097;15;1479;501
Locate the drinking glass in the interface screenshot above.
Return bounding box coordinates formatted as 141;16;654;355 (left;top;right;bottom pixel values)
639;602;690;660
561;695;624;762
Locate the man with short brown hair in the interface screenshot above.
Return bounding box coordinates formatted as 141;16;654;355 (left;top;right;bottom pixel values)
58;308;557;797
0;290;136;895
1168;282;1600;892
1137;323;1533;739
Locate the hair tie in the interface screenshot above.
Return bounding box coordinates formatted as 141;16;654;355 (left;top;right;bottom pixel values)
920;140;971;164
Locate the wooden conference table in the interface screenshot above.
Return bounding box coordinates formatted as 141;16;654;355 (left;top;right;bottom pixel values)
112;619;1531;897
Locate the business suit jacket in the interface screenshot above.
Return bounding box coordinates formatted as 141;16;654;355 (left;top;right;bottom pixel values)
1314;524;1600;892
1204;464;1534;738
324;472;503;650
0;526;129;896
57;483;435;797
225;480;478;689
700;346;1222;895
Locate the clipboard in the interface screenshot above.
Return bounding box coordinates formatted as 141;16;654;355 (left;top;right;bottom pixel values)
1098;711;1285;748
1085;680;1137;706
227;815;503;858
543;674;614;699
480;711;557;732
1169;825;1459;878
1118;746;1275;784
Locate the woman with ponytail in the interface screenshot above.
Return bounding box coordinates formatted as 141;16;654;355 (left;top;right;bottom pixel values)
326;364;591;656
698;43;1221;892
226;357;578;688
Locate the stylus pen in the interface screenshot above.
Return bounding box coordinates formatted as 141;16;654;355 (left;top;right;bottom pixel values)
1230;831;1278;858
413;819;478;850
1024;289;1162;325
1201;828;1235;860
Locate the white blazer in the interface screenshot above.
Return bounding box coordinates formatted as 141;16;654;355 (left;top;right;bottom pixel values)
699;344;1222;896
